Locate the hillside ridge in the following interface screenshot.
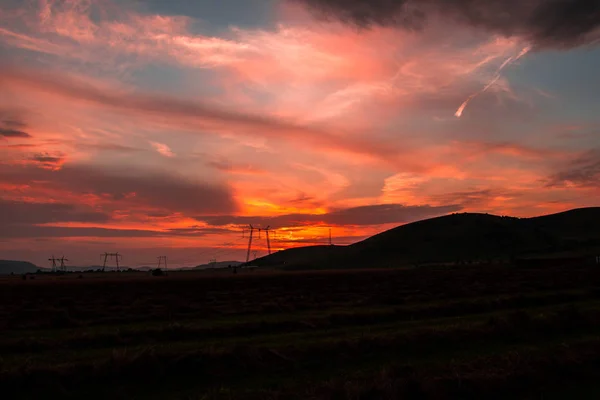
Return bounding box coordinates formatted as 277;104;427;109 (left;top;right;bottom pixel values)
253;207;600;269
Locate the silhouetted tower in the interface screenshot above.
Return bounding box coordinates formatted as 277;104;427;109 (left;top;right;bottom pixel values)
100;252;122;272
114;252;121;271
101;253;108;271
157;256;168;275
59;256;69;272
48;255;58;272
263;225;272;255
245;224;255;263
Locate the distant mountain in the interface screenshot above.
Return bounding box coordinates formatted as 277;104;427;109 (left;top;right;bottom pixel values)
194;260;243;270
61;266;138;272
253;207;600;270
0;260;45;275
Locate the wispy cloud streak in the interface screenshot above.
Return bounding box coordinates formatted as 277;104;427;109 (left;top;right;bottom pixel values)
455;46;530;117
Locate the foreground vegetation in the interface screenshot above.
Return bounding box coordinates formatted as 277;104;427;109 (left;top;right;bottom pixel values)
3;264;600;399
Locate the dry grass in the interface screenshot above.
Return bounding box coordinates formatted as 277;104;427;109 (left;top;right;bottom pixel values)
3;265;600;398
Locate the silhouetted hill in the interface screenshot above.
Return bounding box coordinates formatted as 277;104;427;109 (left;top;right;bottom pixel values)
254;208;600;269
246;246;347;269
194;261;243;269
0;260;44;274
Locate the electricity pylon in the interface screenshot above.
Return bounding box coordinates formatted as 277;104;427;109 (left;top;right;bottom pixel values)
263;225;272;255
245;224;255;263
157;256;168;271
101;252;122;272
59;256;68;272
48;255;58;272
245;224;273;264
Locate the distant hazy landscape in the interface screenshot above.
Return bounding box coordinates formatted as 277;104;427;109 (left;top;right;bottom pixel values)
0;260;244;275
4;208;600;275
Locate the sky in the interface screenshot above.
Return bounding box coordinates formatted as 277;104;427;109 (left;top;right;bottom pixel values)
1;0;599;268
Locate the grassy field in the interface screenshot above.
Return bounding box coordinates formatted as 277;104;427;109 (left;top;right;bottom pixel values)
3;264;600;399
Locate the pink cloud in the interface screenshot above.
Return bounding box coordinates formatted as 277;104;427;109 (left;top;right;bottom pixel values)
0;65;418;167
0;0;592;264
0;0;526;122
150;141;175;157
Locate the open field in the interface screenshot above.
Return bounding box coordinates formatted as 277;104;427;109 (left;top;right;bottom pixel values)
4;265;600;399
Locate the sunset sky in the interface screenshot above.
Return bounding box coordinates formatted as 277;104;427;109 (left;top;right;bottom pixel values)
1;0;599;268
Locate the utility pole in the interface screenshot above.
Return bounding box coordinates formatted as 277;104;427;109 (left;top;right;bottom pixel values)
245;224;255;263
48;255;58;272
329;228;332;246
59;256;69;272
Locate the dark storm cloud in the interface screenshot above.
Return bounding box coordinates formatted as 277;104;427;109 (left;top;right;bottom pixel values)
31;154;63;164
0;108;32;138
0;225;167;239
546;149;600;188
0;199;110;225
196;203;462;227
429;189;516;208
0;163;238;214
206;160;267;174
274;234;369;246
166;227;235;235
0;197;236;239
0;225;233;239
290;0;600;48
30;153;65;168
0;128;31;138
0;143;38;149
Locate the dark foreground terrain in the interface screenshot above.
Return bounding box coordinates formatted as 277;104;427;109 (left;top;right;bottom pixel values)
3;265;600;399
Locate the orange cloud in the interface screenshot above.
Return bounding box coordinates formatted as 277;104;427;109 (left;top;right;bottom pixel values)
0;0;592;267
150;142;175;158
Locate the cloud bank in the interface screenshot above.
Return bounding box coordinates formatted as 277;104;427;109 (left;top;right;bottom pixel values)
290;0;600;48
197;203;462;227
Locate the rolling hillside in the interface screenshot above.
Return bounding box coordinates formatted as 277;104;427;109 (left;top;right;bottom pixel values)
194;261;243;269
253;208;600;269
0;260;43;275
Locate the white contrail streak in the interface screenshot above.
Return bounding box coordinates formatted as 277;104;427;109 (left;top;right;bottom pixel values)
455;46;531;118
